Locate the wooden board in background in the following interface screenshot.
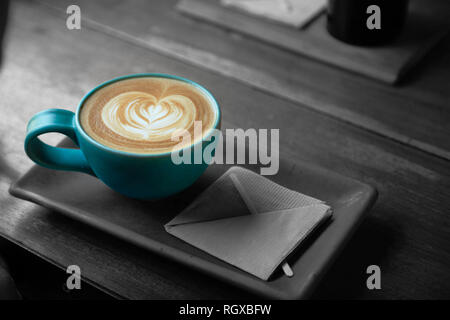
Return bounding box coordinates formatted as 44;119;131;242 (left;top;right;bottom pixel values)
177;0;450;84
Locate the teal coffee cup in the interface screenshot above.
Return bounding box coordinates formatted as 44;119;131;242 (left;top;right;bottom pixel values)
25;74;221;200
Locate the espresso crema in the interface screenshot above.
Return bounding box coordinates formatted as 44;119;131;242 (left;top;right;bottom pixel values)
80;77;217;154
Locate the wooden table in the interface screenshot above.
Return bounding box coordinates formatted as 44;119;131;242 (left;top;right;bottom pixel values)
0;0;449;299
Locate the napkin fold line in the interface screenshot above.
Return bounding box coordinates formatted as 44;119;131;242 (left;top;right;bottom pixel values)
165;203;331;229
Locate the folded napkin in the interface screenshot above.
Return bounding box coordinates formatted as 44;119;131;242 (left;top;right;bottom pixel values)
221;0;326;28
165;166;332;280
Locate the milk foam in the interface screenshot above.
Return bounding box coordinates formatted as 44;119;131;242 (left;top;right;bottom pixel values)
80;77;217;154
101;91;195;141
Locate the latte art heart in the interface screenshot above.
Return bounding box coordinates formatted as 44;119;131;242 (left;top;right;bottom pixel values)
80;77;217;154
101;91;196;141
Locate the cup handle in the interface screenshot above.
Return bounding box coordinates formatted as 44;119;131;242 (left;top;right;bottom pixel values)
25;109;95;176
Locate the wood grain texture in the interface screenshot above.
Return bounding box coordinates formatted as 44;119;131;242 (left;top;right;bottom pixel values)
0;0;449;299
37;0;450;163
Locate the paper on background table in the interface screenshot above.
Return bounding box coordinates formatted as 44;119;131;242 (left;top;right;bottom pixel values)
221;0;326;28
165;166;332;280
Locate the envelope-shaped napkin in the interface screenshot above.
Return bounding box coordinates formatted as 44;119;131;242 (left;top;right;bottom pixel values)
221;0;326;28
165;166;332;280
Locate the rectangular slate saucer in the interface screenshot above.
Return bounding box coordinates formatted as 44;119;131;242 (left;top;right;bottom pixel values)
9;138;377;299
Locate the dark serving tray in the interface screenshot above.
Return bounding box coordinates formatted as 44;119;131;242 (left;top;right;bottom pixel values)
9;138;377;299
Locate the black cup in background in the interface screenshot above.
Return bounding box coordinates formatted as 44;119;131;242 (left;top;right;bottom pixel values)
327;0;409;46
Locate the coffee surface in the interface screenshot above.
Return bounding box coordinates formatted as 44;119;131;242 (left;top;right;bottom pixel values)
80;77;217;154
